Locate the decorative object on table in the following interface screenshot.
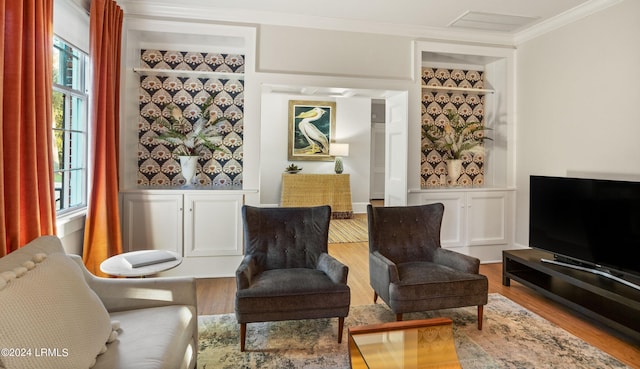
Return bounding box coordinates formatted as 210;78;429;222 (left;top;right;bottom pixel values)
422;108;491;186
284;163;302;174
153;95;228;186
178;155;199;185
288;100;336;161
122;250;178;268
329;143;349;174
446;158;463;186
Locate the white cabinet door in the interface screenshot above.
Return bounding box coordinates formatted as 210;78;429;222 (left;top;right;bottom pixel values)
183;193;244;257
420;192;465;248
121;193;183;253
466;191;508;246
418;190;508;248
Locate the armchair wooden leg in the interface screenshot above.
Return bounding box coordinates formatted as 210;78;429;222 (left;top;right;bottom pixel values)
477;305;484;330
240;323;247;352
396;313;403;321
338;317;344;343
373;291;378;303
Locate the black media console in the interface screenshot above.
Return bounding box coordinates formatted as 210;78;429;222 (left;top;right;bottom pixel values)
502;249;640;342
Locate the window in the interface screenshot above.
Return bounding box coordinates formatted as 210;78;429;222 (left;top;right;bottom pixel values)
52;36;89;214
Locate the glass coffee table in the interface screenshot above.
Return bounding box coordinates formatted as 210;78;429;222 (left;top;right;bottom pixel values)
348;317;461;369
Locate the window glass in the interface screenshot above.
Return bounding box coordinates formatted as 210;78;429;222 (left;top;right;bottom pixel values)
52;36;88;214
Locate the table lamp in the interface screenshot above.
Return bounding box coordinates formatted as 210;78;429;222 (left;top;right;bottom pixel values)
329;143;349;174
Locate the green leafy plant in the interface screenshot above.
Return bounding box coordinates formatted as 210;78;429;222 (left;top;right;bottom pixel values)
422;109;492;160
285;163;302;172
154;96;227;157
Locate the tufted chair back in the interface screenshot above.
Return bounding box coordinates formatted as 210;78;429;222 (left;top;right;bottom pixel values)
242;205;331;270
367;203;444;264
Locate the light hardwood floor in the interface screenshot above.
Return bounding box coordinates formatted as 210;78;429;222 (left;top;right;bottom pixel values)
196;231;640;368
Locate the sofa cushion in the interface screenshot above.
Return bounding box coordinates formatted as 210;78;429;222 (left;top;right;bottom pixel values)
0;252;114;369
92;305;197;369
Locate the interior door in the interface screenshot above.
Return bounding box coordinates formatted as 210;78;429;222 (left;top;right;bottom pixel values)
384;91;408;206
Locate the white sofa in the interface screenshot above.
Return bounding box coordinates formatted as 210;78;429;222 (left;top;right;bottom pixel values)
0;235;197;369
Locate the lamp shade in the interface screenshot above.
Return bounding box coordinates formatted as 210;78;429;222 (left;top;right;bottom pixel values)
329;143;349;157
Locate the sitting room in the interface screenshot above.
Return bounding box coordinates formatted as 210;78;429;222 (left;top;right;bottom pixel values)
1;0;639;368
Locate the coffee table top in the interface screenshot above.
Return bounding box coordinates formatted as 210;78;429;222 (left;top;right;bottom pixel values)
348;317;461;369
100;250;182;277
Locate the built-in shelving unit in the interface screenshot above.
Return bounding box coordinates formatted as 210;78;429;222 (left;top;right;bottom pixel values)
133;67;244;80
421;85;494;95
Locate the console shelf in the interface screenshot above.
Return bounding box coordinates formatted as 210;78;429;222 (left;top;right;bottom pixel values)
503;249;640;342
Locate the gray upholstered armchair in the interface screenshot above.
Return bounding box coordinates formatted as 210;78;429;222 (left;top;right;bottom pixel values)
367;203;488;329
235;205;351;351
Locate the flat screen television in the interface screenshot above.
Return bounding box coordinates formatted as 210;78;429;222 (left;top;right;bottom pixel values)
529;175;640;282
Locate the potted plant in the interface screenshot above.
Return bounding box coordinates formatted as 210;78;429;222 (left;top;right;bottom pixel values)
422;109;491;184
154;95;227;185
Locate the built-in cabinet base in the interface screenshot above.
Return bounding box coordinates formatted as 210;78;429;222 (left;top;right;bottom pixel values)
121;190;245;278
409;188;513;262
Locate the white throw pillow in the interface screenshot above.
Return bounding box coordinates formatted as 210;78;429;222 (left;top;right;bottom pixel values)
0;253;114;369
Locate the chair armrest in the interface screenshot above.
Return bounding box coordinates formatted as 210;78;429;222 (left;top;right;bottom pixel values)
370;250;399;285
317;253;348;284
434;248;480;274
69;255;197;313
236;254;259;290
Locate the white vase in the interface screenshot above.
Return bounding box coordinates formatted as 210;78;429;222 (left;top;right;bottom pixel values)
446;159;463;186
179;156;199;186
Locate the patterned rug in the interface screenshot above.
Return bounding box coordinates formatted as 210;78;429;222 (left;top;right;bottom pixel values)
328;214;368;243
197;294;629;369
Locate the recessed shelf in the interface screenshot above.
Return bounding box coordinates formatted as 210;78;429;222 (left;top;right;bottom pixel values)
133;67;244;80
421;85;494;95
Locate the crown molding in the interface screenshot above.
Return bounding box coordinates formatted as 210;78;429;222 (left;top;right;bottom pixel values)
513;0;623;45
121;0;623;47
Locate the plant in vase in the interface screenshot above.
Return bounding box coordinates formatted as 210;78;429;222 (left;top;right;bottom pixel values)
154;95;228;185
422;109;492;185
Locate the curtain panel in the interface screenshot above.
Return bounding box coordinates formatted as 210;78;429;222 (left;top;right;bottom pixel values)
0;0;56;256
83;0;123;275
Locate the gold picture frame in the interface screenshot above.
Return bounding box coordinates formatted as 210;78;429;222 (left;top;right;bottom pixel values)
288;100;336;161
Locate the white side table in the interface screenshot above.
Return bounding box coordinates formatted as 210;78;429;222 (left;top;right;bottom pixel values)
100;250;182;277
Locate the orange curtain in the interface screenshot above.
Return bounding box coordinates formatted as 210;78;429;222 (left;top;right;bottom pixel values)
83;0;123;275
1;0;56;256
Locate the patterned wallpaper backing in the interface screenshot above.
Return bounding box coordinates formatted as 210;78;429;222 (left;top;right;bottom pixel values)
137;49;245;187
421;67;487;188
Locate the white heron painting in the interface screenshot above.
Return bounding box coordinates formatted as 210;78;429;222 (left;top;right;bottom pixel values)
288;100;336;161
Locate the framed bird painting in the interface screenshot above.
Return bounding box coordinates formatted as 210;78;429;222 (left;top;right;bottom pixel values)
288;100;336;161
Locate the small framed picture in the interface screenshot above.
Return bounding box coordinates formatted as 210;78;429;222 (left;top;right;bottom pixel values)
288;100;336;161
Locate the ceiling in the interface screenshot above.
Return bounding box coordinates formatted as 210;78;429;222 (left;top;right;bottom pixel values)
121;0;621;44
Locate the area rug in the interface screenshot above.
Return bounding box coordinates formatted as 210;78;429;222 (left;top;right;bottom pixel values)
328;214;368;243
197;294;629;368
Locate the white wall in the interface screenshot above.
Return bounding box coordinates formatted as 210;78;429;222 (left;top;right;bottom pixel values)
258;25;413;80
258;93;372;212
515;0;640;247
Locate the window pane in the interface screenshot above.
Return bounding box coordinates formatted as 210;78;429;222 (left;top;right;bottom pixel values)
68;131;85;169
53;129;64;170
54;171;64;210
67;169;84;208
70;95;84;131
52;90;65;130
53;37;84;91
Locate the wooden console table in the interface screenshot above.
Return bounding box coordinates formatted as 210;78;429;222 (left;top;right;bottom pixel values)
280;173;353;219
